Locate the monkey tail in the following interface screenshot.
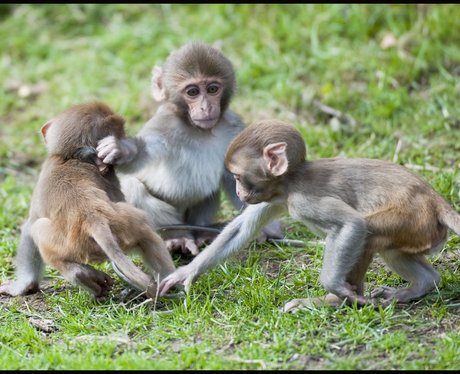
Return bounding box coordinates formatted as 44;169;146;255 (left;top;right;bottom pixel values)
438;204;460;236
88;223;151;291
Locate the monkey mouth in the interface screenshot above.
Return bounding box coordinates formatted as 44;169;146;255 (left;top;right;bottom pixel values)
193;118;218;129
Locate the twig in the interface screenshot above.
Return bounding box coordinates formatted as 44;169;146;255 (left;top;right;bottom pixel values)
312;99;357;127
393;138;403;164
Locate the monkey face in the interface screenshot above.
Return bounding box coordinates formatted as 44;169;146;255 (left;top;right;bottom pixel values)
233;174;269;204
228;157;280;204
234;170;286;205
180;77;223;129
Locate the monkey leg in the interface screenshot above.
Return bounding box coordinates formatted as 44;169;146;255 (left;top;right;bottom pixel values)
319;220;373;306
345;248;375;296
283;249;374;312
372;250;440;305
30;218;113;299
120;175;198;254
0;219;43;296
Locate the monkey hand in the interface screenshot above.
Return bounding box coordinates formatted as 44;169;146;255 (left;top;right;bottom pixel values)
97;135;138;165
158;264;198;296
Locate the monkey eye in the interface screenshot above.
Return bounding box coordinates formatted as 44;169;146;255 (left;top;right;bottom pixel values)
207;84;219;94
185;86;200;97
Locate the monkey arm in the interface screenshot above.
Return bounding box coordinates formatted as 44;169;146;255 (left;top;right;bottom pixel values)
97;134;167;173
158;202;286;295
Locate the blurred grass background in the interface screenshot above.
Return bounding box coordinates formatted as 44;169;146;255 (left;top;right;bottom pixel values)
0;4;459;370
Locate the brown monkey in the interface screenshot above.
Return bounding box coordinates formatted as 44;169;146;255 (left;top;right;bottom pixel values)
159;120;460;311
0;102;175;300
96;41;283;256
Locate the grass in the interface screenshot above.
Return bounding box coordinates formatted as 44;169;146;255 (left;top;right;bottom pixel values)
1;4;459;370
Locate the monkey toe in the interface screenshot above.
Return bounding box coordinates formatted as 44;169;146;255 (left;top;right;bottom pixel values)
165;239;182;252
166;238;200;256
184;239;199;256
195;233;216;248
370;286;397;300
374;287;417;305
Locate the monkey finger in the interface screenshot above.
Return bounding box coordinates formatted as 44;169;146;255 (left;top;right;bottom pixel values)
184;239;200;256
96;135;116;149
166;239;182;253
184;276;193;294
101;149;121;165
159;265;196;296
96;138;115;154
97;138;119;161
158;277;180;296
370;286;396;299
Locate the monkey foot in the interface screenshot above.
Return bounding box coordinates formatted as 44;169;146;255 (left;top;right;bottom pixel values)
195;232;217;248
75;267;114;300
0;280;40;296
256;220;284;243
370;286;411;305
166;238;200;256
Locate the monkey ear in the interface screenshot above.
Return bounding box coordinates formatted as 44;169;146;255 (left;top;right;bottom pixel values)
263;142;288;176
41;121;52;141
151;65;166;102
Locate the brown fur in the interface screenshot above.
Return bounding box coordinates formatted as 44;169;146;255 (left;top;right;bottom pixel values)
0;102;175;299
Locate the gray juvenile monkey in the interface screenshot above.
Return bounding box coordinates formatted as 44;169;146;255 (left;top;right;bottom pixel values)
159;120;460;311
96;41;283;256
0;102;175;300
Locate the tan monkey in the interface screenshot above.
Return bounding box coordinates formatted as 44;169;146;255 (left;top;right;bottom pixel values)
159;120;460;311
0;102;175;300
